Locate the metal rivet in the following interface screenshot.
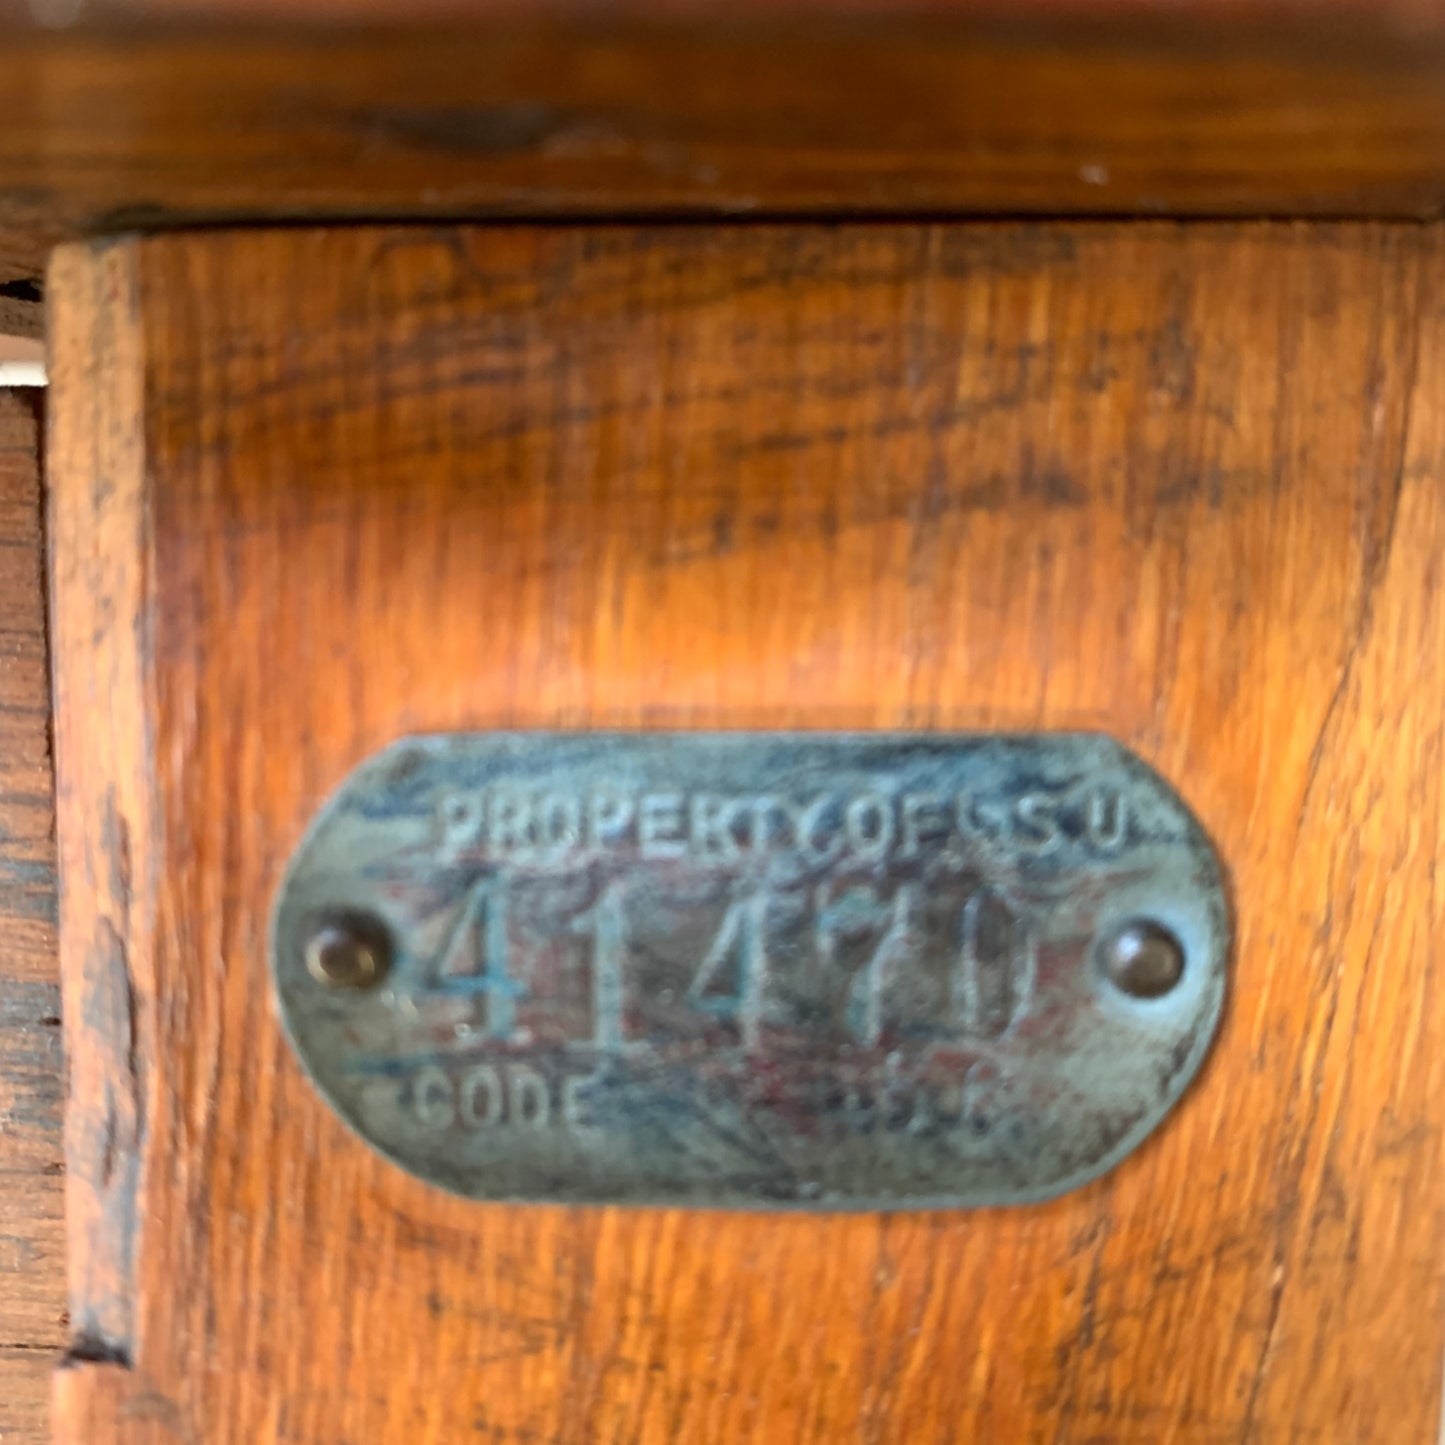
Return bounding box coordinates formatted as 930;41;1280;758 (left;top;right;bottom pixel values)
1098;919;1186;1000
305;915;391;990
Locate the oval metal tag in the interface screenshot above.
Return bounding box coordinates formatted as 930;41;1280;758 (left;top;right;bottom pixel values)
272;734;1228;1209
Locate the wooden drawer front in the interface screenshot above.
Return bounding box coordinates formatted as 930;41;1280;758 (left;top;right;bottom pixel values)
48;223;1445;1444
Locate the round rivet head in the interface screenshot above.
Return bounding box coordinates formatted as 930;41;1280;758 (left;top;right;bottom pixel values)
305;915;392;990
1098;919;1186;1000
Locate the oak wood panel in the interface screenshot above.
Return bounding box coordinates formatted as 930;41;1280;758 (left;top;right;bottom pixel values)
0;389;63;1445
40;0;1445;26
1;1352;53;1445
48;223;1445;1444
7;20;1445;295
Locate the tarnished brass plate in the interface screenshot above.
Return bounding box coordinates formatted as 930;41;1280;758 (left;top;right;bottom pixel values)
271;734;1228;1209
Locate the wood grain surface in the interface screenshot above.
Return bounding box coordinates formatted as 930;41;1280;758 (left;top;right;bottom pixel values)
7;18;1445;296
0;282;44;342
0;389;63;1445
29;0;1445;27
48;223;1445;1444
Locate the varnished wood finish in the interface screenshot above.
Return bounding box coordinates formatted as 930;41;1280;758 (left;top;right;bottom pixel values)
49;224;1445;1443
38;0;1445;24
0;389;62;1445
6;20;1445;294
